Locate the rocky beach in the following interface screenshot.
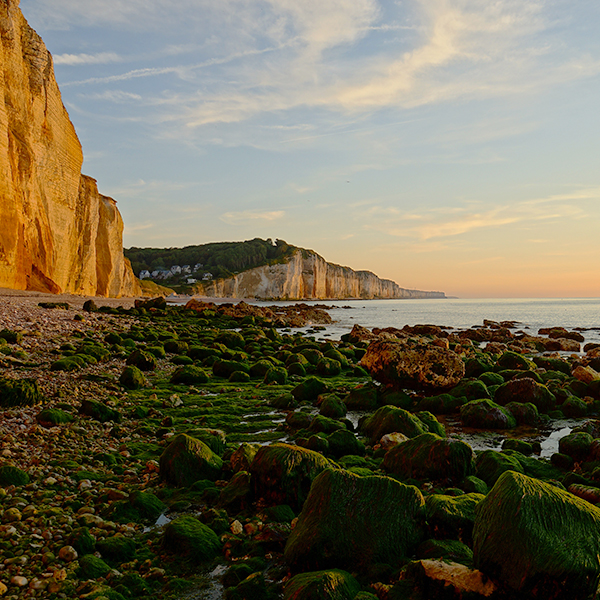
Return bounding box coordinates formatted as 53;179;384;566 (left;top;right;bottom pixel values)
0;293;600;599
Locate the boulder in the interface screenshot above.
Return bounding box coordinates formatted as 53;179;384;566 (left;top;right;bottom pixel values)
159;434;223;486
0;377;44;408
283;570;360;600
170;365;209;385
343;384;379;411
494;378;556;413
475;450;523;487
361;405;427;443
284;469;425;572
459;398;516;429
162;515;221;563
360;338;465;390
473;471;600;598
292;377;329;402
505;401;539;426
326;429;365;459
383;433;474;484
558;432;593;463
249;443;334;511
425;493;485;543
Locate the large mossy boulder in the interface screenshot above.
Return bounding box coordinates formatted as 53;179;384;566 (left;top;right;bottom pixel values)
159;434;223;487
284;469;425;573
283;569;361;600
360;405;427;443
162;515;221;563
119;365;146;390
449;379;490;400
495;350;536;371
558;432;594;463
249;443;334;511
473;470;600;599
475;450;523;487
0;465;30;486
326;429;365;459
79;399;121;423
343;384;379;411
319;395;347;419
0;377;44;408
360;338;465;390
494;378;556;413
459;398;517;429
212;359;250;379
383;433;474;483
505;401;539;426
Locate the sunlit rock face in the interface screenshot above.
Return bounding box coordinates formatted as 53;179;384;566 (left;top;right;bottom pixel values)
196;249;445;300
0;0;139;297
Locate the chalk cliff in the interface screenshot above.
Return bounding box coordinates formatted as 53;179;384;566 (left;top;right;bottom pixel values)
195;249;445;300
0;0;139;297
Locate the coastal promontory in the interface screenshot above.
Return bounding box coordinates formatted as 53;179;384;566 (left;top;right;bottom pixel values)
0;1;139;297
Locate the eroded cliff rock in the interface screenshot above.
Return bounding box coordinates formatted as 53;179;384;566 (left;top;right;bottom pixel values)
195;249;445;300
0;0;139;297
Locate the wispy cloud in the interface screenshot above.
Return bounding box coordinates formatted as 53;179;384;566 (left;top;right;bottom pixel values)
53;52;122;65
220;210;285;223
362;186;598;240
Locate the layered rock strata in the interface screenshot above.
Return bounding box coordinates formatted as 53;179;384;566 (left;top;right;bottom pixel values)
0;0;139;297
195;249;445;300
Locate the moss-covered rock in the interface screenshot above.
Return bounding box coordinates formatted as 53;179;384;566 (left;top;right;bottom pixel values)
0;377;45;407
36;408;73;426
128;491;166;522
230;443;261;473
494;378;556;413
316;358;342;378
416;393;466;415
416;539;473;565
126;349;157;371
292;377;328;402
264;366;288;385
425;493;485;542
326;429;365;459
459;398;517;429
309;415;345;435
78;554;111;579
283;569;361;600
449;379;490;401
119;365;146;390
284;469;425;572
475;450;524;487
361;405;427;443
343;384;379;411
495;351;536;371
505;401;539;426
473;470;600;598
162;515;221;563
96;535;136;565
159;433;223;486
0;329;23;344
558;432;593;462
69;527;95;555
164;339;189;354
79;399;121;423
250;443;335;511
213;359;250;378
383;433;474;483
0;465;29;486
478;371;505;387
319;395;347;419
50;357;82;371
416;411;445;437
561;396;589;418
170;365;209;384
230;370;251;383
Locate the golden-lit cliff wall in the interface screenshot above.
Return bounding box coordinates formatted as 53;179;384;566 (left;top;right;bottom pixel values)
0;0;139;296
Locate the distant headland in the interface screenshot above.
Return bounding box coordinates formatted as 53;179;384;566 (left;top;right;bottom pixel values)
125;239;446;301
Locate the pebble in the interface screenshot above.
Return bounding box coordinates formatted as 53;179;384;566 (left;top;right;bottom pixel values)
9;576;27;587
57;546;78;562
230;520;243;535
3;508;21;523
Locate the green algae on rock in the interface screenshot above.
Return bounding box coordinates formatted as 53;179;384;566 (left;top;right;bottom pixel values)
383;433;474;483
162;515;221;563
0;377;45;407
459;398;517;429
159;433;223;486
361;405;427;443
473;470;600;598
283;569;361;600
250;443;335;511
284;469;425;572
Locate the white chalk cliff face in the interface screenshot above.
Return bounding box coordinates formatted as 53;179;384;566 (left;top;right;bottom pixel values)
0;0;139;297
196;250;445;300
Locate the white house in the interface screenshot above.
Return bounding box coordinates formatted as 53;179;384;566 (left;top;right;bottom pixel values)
170;265;182;275
193;263;203;272
187;278;197;284
202;273;213;281
181;265;192;274
139;270;151;279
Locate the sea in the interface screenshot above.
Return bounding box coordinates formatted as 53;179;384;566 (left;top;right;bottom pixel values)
173;296;600;348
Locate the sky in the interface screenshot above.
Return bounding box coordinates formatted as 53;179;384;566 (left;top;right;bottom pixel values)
20;0;600;298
